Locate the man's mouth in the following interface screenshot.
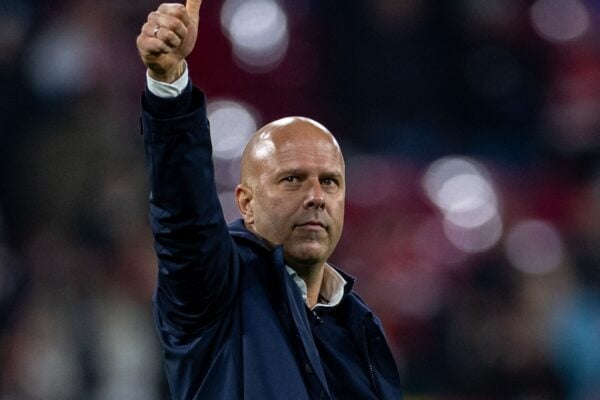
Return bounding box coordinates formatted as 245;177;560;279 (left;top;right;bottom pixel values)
296;220;326;230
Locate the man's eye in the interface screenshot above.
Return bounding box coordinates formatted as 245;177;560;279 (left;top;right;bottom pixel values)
322;178;337;186
283;176;298;183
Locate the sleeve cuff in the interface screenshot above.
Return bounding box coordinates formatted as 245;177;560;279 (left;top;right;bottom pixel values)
146;61;190;98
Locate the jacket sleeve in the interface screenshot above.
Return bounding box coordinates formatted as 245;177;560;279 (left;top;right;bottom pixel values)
141;85;239;335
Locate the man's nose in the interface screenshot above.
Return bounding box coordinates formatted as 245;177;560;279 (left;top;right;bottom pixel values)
303;180;325;210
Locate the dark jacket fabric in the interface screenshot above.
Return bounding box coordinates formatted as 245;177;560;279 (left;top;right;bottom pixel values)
141;85;403;400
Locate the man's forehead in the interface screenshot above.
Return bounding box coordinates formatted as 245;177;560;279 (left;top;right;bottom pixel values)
270;141;345;180
253;125;341;159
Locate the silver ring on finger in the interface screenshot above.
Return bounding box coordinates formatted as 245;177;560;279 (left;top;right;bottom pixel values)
153;26;160;38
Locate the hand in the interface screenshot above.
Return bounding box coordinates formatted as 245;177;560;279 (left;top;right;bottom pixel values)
136;0;202;83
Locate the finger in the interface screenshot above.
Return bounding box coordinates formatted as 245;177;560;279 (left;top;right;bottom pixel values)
157;3;191;27
137;32;173;56
138;39;172;58
185;0;203;24
148;12;188;40
142;22;183;49
157;28;183;49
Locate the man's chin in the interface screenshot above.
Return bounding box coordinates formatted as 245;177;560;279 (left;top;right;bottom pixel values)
283;243;329;268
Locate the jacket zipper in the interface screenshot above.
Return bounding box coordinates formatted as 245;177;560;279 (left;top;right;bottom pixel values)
364;324;381;398
311;309;324;324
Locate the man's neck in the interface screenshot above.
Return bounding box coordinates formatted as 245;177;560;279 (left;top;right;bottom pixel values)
289;263;325;308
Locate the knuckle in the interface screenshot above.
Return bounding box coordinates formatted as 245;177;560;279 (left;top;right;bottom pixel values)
174;23;187;37
159;3;185;16
171;31;182;42
165;21;185;36
164;31;178;44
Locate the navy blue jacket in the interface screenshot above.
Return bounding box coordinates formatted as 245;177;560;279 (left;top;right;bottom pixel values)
141;85;403;399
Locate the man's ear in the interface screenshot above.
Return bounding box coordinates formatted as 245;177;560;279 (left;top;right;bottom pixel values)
235;184;254;225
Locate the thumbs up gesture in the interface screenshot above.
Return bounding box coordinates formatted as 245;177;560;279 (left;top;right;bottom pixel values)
136;1;203;83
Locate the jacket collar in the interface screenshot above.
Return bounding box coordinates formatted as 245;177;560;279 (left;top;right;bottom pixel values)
228;218;270;249
228;218;357;290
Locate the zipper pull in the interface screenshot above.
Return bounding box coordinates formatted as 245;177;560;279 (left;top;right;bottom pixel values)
312;309;324;324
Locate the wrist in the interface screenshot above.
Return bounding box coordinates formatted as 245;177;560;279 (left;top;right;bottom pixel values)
148;61;186;83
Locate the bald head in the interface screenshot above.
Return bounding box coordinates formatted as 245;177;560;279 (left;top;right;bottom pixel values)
240;116;343;187
235;116;346;268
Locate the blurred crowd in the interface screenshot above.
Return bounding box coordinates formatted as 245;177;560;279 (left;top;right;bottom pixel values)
0;0;599;399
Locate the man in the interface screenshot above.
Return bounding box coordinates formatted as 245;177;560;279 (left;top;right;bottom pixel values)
137;1;403;399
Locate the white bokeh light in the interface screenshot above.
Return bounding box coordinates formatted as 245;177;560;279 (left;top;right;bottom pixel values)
207;100;258;161
530;0;590;43
422;156;503;253
437;173;498;228
443;214;503;253
423;157;482;202
504;219;565;275
221;0;289;72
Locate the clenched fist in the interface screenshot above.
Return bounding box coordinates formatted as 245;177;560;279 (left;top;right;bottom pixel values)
136;0;202;83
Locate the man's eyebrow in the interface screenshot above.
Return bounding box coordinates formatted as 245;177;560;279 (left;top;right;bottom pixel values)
274;164;344;178
322;171;343;177
277;168;343;176
277;168;307;177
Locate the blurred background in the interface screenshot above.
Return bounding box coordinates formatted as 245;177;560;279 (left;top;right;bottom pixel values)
1;0;599;399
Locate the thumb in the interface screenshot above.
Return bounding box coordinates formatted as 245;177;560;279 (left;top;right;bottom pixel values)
186;0;202;24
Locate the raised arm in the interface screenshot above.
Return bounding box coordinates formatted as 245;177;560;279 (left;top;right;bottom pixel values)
137;1;239;332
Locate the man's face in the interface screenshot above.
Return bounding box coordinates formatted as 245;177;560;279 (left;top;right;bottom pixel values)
237;118;345;270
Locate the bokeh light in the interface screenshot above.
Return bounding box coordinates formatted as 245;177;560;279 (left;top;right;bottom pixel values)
443;214;504;253
437;173;497;229
27;24;92;96
422;156;484;202
220;0;289;72
207;99;258;161
505;219;565;275
530;0;590;43
422;156;503;253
